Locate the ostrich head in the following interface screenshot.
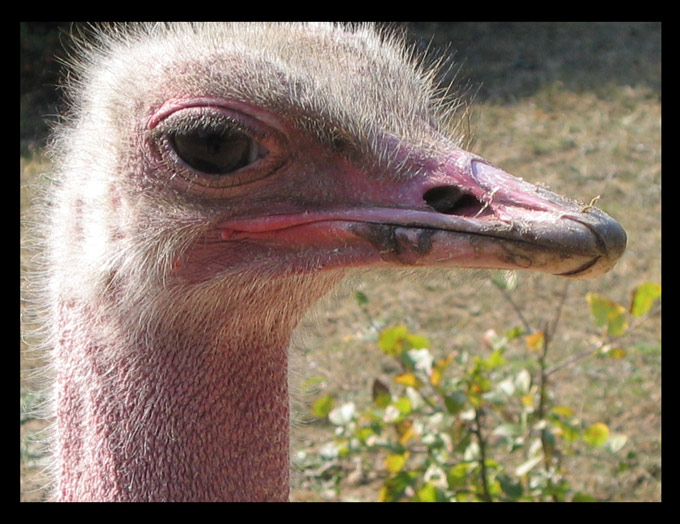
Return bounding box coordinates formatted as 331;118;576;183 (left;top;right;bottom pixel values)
37;22;625;501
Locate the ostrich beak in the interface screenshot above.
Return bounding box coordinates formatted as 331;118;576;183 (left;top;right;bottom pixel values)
217;150;626;280
343;158;627;279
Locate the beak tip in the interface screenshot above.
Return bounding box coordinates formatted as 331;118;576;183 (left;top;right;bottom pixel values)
562;208;627;279
589;208;627;261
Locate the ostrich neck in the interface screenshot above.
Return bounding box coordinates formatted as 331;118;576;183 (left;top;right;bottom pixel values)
52;275;336;502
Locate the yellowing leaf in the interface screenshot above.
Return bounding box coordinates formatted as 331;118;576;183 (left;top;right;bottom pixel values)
385;452;409;473
431;353;456;386
430;367;442;386
630;282;661;317
406;333;430;350
584;423;610;447
526;331;545;351
605;346;627;359
379;325;409;356
395;419;413;437
398;423;417;445
520;394;534;408
378;325;430;357
551;405;575;418
312;394;334;418
415;483;438;502
608;313;629;337
586;293;629;336
559;422;581;443
394;372;422;389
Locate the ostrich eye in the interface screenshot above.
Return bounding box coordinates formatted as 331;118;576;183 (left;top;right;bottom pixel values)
171;126;269;175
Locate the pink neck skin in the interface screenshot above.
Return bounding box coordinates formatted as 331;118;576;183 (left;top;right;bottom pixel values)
52;275;338;502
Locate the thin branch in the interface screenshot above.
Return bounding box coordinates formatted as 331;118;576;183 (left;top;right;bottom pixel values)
472;407;493;502
535;319;560;502
545;304;661;378
491;278;533;333
545;344;603;377
548;280;571;340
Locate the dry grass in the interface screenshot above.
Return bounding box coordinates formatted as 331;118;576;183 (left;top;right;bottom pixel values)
20;22;661;502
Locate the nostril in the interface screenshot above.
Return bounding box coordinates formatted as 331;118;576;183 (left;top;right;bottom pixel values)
423;186;486;216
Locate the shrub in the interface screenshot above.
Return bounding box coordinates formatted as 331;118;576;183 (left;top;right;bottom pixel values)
303;278;660;502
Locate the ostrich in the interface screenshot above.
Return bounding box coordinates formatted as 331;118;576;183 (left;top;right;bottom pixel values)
31;22;626;502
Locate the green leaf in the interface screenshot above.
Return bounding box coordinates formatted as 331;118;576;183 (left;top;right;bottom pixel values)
498;474;523;500
505;326;525;340
553;419;581;442
312;394;334;418
378;325;429;358
379;325;409;356
486;349;506;368
300;376;325;393
608;313;629;337
392;396;413;416
406;333;430;350
586;293;615;327
584;423;610;447
444;391;467;414
372;379;392;408
447;462;471;489
355;290;369;306
379;471;418;502
356;426;377;442
543;477;571;500
385;452;409;473
630;282;661;317
586;293;629;336
542;427;556;449
572;492;597;502
414;482;440;502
